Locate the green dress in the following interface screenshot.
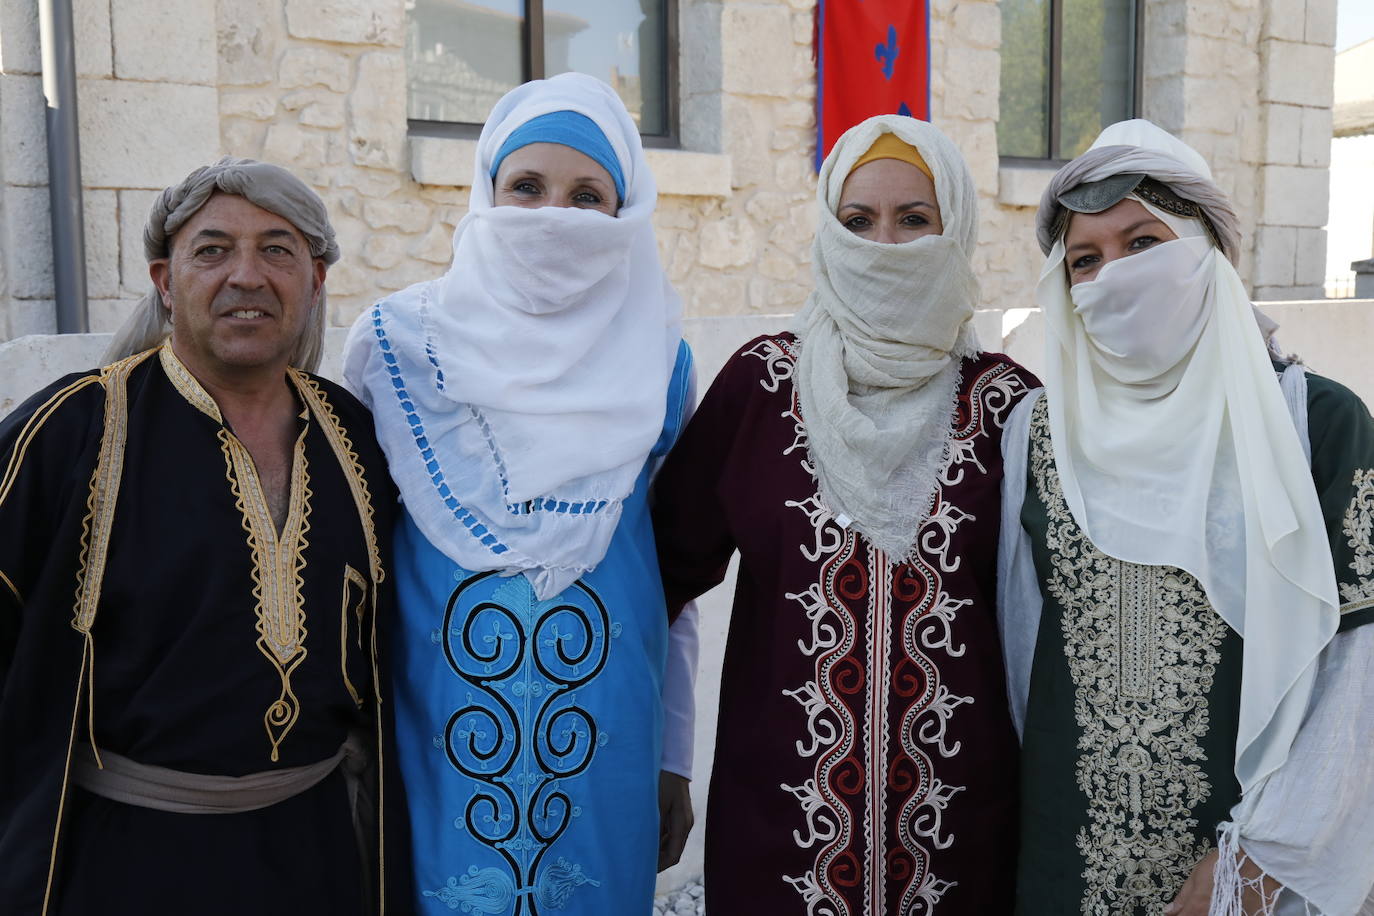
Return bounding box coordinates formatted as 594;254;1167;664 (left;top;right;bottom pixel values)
1014;369;1374;916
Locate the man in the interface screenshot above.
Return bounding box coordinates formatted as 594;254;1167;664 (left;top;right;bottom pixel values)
0;159;407;915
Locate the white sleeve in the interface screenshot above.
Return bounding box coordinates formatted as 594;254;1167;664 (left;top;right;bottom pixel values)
659;601;700;779
997;389;1044;740
1217;623;1374;915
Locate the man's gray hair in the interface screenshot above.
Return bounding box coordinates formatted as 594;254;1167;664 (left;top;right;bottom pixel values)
104;157;341;372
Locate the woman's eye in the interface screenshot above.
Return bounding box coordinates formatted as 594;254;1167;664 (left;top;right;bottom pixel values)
512;181;540;195
842;215;870;231
574;191;603;206
900;213;928;226
1071;255;1099;271
1128;235;1159;251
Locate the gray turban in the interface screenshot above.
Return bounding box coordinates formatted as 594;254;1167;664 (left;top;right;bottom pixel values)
106;157;339;372
1035;144;1242;266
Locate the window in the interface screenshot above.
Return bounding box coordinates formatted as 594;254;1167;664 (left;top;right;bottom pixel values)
998;0;1141;161
405;0;677;142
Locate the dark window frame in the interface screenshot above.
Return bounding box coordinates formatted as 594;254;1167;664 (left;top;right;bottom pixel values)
998;0;1145;166
406;0;681;148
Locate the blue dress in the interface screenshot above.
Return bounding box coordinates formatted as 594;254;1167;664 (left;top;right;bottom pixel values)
392;344;692;915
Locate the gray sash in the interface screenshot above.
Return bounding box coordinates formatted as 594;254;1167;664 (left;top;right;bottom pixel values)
72;734;363;814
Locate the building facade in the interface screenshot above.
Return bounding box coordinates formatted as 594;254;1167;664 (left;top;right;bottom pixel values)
0;0;1343;344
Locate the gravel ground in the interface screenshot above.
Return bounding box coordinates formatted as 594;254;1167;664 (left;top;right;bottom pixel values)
653;878;705;916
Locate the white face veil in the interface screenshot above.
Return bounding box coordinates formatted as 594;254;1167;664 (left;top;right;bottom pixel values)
1035;120;1339;795
791;114;982;559
343;73;682;599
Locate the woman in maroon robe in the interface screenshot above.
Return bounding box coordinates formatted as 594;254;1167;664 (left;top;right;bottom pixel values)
652;115;1036;914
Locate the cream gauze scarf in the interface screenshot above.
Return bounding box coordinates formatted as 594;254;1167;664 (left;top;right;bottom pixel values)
792;115;981;559
1035;120;1339;794
343;73;681;599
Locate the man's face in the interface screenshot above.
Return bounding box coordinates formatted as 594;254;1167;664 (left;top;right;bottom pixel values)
151;192;325;381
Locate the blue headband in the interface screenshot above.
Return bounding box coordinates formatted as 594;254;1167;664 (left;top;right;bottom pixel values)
489;110;626;203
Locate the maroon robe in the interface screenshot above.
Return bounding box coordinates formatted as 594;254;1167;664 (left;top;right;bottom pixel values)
652;333;1036;915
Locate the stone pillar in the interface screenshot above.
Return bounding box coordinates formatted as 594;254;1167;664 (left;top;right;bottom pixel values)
1251;0;1338;300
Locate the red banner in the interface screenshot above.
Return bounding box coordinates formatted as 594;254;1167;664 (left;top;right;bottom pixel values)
815;0;931;169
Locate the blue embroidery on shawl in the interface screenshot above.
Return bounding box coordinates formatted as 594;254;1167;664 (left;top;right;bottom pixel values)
429;572;616;911
372;304;510;554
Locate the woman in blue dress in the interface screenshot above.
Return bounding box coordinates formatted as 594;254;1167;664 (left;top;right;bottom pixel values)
343;73;696;915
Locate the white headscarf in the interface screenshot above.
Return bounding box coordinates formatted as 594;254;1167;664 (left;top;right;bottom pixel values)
343;73;681;599
792;115;981;559
1035;120;1339;793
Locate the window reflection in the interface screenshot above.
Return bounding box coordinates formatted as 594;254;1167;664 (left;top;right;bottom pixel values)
1059;0;1136;159
406;0;525;124
545;0;667;135
998;0;1051;158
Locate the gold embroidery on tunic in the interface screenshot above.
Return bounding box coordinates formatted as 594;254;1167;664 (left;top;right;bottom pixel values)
47;349;155;916
0;374;103;509
219;423;313;762
1339;468;1374;613
1028;400;1223;914
340;564;368;707
0;569;21;604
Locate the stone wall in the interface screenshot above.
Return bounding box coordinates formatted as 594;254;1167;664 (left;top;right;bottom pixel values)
0;0;220;340
0;0;1345;341
211;0;819;333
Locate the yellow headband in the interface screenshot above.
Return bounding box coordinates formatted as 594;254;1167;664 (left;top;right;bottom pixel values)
849;133;933;181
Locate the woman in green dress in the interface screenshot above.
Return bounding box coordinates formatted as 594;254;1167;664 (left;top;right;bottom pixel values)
999;120;1374;915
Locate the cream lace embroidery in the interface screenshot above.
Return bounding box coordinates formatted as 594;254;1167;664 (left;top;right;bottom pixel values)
1339;468;1374;611
1029;400;1225;914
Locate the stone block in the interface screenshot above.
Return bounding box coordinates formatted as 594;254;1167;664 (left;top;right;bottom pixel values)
347;52;406;171
1260;164;1329;227
720;95;775;189
721;6;795;98
220;93;278;121
1261;0;1305;41
1304;0;1338;47
997;162;1056;208
261;122;327;169
1261;40;1334;108
113;0;216;84
83;189;118;299
299;100;346;129
88;297;140;333
279;47;353;92
221;119;267;159
78;81;220;188
118;188;159;296
1251;224;1297;286
361;232;404;269
953;1;1001;50
1298;105;1332;167
362;197;431;232
4;185;55;298
285;0;402;47
686;272;749;318
0;74;48;186
644;149;732;198
3;300;58;344
410;136;475;187
409;224;452;264
939;48;999;121
1294;226;1327;287
1263;103;1302;165
2;186;117;300
1;0;111;76
698;217;757;269
217;0;286;86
